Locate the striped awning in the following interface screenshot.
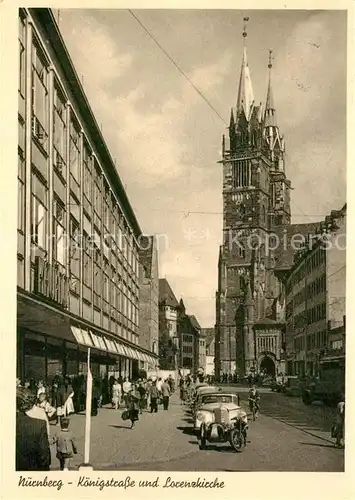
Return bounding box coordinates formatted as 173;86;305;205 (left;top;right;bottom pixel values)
70;325;158;365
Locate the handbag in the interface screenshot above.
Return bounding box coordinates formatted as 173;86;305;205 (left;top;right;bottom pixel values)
121;410;130;421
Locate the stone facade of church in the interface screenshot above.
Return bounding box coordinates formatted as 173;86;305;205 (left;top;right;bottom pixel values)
215;29;293;379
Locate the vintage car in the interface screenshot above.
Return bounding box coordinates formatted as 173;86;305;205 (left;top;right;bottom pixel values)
194;393;240;431
191;387;221;417
198;401;248;452
187;385;218;407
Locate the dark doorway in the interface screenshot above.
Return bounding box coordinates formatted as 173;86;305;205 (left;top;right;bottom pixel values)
260;356;276;377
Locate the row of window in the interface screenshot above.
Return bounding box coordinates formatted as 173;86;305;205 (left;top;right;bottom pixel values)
257;335;277;352
293;302;327;329
294;330;328;353
18;13;140;328
292;274;327;309
286;247;326;292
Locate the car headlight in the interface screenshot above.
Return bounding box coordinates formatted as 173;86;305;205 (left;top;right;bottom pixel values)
196;411;206;421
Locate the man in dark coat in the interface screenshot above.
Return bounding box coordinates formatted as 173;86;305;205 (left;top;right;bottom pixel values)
16;386;51;471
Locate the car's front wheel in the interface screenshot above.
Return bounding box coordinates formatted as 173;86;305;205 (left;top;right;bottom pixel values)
199;424;207;450
230;427;245;452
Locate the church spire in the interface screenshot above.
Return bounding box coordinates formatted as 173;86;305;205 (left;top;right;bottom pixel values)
264;49;277;127
236;17;254;121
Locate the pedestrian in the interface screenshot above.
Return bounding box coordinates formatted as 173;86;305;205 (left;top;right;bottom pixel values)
91;379;100;416
111;379;122;410
16;386;51;471
179;377;185;404
333;394;345;448
122;377;132;407
161;379;171;410
137;380;147;413
37;392;57;425
127;385;140;428
149;380;159;413
26;394;51;442
156;377;163;396
37;380;46;398
53;417;77;471
57;377;75;420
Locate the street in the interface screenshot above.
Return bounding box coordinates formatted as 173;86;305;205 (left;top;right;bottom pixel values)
49;388;344;472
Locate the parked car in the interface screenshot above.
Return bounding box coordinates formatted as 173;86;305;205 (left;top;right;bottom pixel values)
194;393;240;432
284;377;303;397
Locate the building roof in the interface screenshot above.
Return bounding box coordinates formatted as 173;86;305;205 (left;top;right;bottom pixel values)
274;222;321;271
30;8;142;238
236;38;255;121
159;279;179;308
188;315;201;331
202;328;215;348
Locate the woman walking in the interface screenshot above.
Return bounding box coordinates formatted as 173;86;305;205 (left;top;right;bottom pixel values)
58;377;75;418
127;385;140;428
111;379;122;410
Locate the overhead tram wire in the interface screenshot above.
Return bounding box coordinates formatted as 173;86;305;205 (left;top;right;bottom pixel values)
127;9;227;127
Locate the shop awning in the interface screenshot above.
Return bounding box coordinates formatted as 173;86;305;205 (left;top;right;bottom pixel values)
70;325;158;364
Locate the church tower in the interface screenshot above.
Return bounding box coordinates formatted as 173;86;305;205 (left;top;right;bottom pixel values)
215;18;291;378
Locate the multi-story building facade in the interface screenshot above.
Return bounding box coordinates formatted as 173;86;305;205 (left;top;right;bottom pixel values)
158;278;179;370
177;301;202;376
198;330;206;374
17;8;157;384
203;328;215;376
138;236;159;366
284;205;346;375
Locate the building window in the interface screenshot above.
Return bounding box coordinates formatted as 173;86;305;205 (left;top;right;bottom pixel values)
103;182;110;230
31;173;47;249
31;41;49;152
69;117;81;184
83;231;92;291
93;163;102;215
53;84;67;178
103;257;110;306
93;244;101;308
18;156;25;233
19;16;26;97
69;216;80;294
233;160;251;188
83;143;92;201
53;197;65;266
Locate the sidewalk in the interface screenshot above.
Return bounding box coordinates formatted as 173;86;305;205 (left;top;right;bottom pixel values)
49;393;195;470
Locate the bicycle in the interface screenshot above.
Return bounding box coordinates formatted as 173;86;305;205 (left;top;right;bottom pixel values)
248;398;259;421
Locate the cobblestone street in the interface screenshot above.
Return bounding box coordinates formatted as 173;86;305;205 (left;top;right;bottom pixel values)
49;390;344;472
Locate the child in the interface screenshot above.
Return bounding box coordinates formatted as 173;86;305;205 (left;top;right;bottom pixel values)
38;392;56;421
54;417;77;471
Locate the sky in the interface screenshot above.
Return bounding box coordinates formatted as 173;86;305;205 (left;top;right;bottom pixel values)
55;8;347;327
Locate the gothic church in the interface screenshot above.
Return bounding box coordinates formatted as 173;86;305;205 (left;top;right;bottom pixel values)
215;20;292;378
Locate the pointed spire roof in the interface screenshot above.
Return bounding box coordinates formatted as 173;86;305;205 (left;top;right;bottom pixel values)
236;18;254;121
264;49;277;128
229;108;235;127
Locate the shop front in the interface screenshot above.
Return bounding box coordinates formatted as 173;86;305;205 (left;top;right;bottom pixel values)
17;292;158;384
